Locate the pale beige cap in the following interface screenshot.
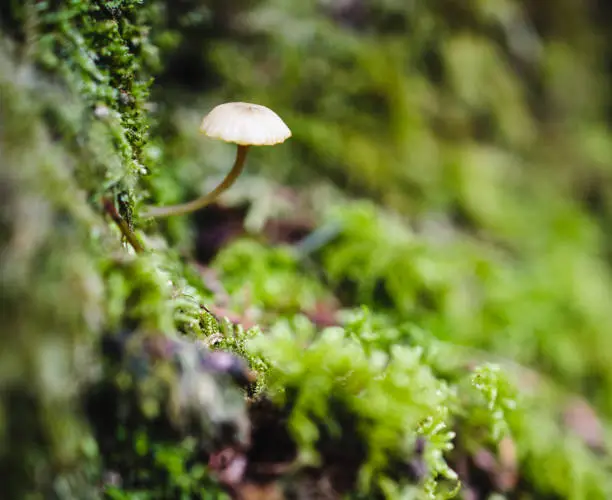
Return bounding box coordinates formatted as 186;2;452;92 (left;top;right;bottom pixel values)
200;102;292;146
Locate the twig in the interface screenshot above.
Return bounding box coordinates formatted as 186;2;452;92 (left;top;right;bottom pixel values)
102;197;145;253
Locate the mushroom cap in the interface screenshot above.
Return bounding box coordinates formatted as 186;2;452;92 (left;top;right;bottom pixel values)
199;102;292;146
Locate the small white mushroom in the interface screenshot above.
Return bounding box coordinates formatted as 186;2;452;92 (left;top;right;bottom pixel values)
200;102;291;146
143;102;291;219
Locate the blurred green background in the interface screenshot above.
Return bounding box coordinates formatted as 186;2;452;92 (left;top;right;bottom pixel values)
148;0;612;410
2;0;612;499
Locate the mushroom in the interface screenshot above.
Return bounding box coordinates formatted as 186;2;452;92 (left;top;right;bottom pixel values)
142;102;292;219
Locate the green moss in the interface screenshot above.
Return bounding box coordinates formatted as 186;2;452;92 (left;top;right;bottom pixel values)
211;238;330;315
244;311;509;499
3;0;612;499
0;3;241;498
0;37;109;499
30;0;161;206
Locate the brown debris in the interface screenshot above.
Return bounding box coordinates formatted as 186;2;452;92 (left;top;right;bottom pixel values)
209;447;249;490
194;203;250;264
563;396;605;451
497;437;519;491
234;482;285;500
303;299;341;328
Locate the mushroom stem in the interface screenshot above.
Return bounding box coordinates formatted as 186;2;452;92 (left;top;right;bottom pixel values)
142;145;249;219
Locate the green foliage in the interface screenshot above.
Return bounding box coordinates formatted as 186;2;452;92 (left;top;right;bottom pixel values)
318;201;612;416
212;238;329;314
211;228;612;498
508;405;612;499
104;437;227;500
0;3;241;498
103;248;220;337
0;37;109;499
28;0;161;205
245;310;515;499
470;364;516;442
3;0;612;499
252;316;440;493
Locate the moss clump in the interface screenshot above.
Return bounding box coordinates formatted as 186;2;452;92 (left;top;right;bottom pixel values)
33;1;159;191
248;313;462;498
0;3;245;498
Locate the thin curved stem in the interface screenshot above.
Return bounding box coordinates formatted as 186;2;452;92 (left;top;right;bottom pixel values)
142;145;249;219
